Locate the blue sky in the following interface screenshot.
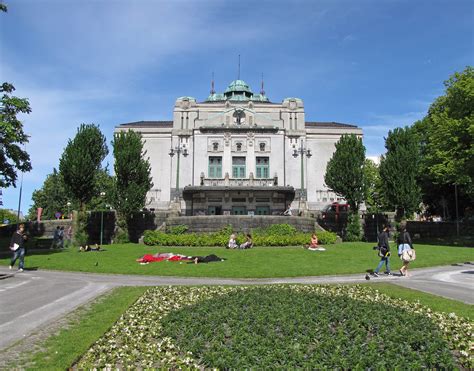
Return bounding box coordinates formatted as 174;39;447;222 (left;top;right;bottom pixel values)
1;0;473;215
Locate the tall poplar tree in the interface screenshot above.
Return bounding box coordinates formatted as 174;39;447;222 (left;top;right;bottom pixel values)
59;124;108;210
112;130;153;237
379;126;421;221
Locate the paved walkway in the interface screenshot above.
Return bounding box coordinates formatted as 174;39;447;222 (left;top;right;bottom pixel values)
0;263;473;351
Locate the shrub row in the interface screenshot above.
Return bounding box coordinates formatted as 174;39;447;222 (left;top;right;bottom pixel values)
143;225;337;247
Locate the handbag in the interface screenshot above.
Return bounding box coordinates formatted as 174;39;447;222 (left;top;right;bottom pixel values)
11;243;20;251
401;248;416;262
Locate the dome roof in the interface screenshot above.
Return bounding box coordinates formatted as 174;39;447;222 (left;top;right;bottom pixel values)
224;80;253;94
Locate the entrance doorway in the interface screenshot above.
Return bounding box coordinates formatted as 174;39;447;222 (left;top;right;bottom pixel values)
208;206;222;215
256;206;270;215
231;206;247;215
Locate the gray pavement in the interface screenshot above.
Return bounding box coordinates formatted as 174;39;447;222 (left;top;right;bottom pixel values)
0;263;472;351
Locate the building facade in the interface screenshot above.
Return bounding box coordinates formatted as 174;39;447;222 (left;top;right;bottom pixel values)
116;79;362;216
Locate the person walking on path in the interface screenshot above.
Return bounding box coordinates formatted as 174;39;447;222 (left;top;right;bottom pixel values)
398;222;414;277
9;224;28;272
372;224;391;277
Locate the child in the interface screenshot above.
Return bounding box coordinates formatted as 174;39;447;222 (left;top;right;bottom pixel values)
239;234;253;249
228;233;238;249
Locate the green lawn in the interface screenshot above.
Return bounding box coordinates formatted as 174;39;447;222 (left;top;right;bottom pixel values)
1;242;472;278
12;286;148;371
366;282;473;319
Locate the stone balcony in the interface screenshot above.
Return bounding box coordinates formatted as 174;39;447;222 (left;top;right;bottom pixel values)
200;172;278;187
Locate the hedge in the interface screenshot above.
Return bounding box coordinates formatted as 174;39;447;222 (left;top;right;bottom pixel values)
143;225;337;247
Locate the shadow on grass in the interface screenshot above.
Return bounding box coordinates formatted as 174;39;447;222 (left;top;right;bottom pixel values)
0;248;67;259
413;237;474;247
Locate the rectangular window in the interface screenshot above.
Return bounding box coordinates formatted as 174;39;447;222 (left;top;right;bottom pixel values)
256;157;270;178
232;157;246;178
208;156;222;178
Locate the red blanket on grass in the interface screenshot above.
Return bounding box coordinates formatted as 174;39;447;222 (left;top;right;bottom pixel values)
136;253;193;263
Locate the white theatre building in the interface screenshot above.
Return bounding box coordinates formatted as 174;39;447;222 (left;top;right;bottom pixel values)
116;79;362;216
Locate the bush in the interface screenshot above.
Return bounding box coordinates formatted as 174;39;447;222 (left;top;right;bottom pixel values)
143;226;337;247
345;213;362;241
167;225;189;235
114;230;130;244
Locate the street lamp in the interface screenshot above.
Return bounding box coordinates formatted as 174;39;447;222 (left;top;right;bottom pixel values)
99;192;105;246
67;201;71;219
292;139;312;212
169;141;189;200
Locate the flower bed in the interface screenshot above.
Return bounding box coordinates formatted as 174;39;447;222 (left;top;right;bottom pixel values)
77;285;473;369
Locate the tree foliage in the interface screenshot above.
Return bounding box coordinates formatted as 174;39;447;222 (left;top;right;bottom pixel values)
0;208;18;225
59;124;108;210
324;134;366;212
112;130;153;233
363;158;386;212
413;66;474;217
28;168;114;220
28;168;72;220
379;127;421;220
0;82;32;188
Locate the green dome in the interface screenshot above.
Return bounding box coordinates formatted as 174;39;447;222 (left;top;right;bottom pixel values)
224;80;253;94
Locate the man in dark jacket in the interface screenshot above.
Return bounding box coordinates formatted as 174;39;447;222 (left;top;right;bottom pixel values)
373;224;391;277
10;224;27;272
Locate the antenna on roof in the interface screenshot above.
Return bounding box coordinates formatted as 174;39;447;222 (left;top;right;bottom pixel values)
238;54;240;80
260;72;265;95
210;71;215;95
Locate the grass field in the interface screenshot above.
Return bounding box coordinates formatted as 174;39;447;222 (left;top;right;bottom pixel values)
1;242;472;278
8;287;148;371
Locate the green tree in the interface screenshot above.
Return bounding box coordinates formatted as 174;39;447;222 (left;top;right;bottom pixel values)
59;124;108;211
379;127;421;221
413;66;474;218
363;158;386;212
28;168;73;220
0;208;19;225
324;134;366;212
0;82;32;188
112;130;153;237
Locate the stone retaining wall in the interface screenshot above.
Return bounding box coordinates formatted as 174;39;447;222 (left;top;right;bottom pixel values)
165;215;322;233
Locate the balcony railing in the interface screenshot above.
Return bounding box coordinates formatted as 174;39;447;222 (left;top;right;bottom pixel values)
200;175;278;187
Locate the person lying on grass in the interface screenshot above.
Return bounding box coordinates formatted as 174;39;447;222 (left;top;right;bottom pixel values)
79;244;101;252
192;254;226;264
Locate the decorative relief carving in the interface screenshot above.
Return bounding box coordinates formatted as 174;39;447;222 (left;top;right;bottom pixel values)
207;138;224;152
256;138;271;152
289;99;297;110
223;132;231;147
247;132;255;147
231;139;247;152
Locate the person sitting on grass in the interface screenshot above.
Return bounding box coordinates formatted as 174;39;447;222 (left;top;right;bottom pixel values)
239;233;253;249
227;233;238;249
304;233;326;251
